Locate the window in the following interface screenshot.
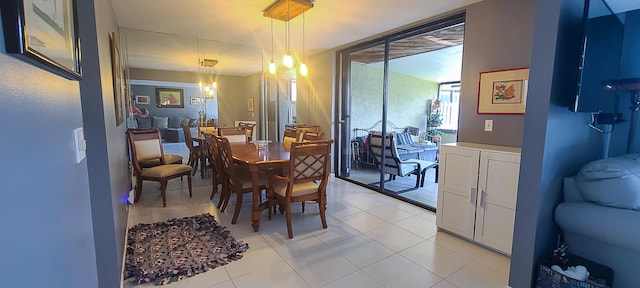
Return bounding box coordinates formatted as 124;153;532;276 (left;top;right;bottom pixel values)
438;82;460;130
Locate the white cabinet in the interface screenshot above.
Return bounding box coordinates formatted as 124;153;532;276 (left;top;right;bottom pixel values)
436;142;521;255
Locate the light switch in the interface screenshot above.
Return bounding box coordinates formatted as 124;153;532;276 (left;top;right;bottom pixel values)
484;120;493;132
73;127;86;163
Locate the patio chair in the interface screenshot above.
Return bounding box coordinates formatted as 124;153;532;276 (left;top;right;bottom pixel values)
368;131;438;191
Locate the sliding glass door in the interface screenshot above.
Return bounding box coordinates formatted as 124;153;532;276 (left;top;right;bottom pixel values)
335;13;465;210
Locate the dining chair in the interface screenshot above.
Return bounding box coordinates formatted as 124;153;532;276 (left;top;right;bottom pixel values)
218;127;248;143
182;124;205;177
214;135;269;224
267;139;333;239
237;122;256;141
301;130;324;141
126;129;193;207
283;127;302;149
204;134;227;209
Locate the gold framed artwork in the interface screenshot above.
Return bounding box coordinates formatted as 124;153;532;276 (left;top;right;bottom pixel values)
110;32;124;126
248;98;255;112
477;68;529;114
156;88;184;108
135;95;150;104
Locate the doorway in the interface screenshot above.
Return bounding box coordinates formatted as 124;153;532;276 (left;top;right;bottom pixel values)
336;13;465;210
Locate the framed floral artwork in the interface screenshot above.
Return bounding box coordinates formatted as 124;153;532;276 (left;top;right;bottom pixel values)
477;68;529;114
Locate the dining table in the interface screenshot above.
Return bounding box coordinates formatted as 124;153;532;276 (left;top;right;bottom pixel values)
230;141;290;232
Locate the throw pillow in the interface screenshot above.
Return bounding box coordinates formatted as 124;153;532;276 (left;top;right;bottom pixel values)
136;117;152;129
180;118;190;127
575;154;640;210
152;116;168;129
168;117;184;129
395;132;413;145
188;118;198;127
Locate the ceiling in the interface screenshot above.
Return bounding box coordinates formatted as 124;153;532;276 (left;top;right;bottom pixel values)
111;0;482;81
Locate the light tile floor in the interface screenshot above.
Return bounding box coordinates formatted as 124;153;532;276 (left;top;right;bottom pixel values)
123;143;510;288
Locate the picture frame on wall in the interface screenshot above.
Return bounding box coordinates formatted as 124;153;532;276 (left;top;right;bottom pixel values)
190;97;204;105
248;98;255;112
0;0;82;80
110;32;124;126
156;88;184;108
135;95;150;105
477;68;529;114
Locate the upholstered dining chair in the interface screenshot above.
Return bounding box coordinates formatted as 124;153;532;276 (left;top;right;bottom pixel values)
182;124;205;177
267;139;333;239
214;136;269;224
301;130;324;141
282;127;302;149
137;129;183;168
204;134;227;209
218;127;248;143
237;122;256;141
126;129;193;207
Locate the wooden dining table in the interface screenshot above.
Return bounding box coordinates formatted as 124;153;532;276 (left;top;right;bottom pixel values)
230;141;290;232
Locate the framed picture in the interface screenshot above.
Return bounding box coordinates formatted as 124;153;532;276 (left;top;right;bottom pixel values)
248;98;255;112
135;95;150;105
477;68;529;114
0;0;82;80
190;97;204;105
110;32;124;126
156;88;184;108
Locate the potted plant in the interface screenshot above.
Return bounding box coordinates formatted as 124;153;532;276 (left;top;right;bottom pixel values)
427;111;443;128
427;128;443;143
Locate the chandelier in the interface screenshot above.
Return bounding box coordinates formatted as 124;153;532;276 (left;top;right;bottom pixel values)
264;0;313;76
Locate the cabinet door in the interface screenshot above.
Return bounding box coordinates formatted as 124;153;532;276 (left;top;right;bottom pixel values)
436;146;480;239
474;151;520;255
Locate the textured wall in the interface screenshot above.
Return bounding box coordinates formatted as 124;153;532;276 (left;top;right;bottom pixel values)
350;62;438;137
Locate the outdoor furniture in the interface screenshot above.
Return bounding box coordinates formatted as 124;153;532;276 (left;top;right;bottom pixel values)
126;129;193;207
368;131;438;191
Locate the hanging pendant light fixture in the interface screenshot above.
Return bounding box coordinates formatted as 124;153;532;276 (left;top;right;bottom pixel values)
263;0;313;72
269;19;276;74
299;12;308;76
282;0;293;68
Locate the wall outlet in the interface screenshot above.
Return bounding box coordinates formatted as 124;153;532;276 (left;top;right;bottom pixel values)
484;120;493;132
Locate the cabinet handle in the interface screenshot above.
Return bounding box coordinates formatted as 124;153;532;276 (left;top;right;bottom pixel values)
480;190;487;208
470;188;477;204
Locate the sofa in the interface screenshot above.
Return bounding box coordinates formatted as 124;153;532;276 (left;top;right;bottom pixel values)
555;154;640;287
134;116;198;143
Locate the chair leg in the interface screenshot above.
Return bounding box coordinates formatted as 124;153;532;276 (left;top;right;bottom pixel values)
285;200;293;239
187;173;193;198
231;189;243;224
219;181;230;212
435;165;439;183
420;169;427;187
134;178;143;203
319;195;328;230
160;181;168;207
301;202;306;213
210;174;218;200
191;157;199;176
414;171;421;188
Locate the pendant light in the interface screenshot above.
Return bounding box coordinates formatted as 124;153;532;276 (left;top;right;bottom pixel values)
268;18;276;74
282;0;293;68
299;12;308;76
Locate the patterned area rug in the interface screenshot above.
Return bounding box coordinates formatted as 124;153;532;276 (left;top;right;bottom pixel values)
123;213;249;286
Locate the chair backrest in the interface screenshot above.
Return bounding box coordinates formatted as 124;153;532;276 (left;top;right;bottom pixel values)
283;127;302;148
126;129;165;173
237;122;256;140
286;140;334;193
182;124;196;150
213;135;243;188
218;127;248;143
204;134;223;179
301;130;324;141
368;131;412;176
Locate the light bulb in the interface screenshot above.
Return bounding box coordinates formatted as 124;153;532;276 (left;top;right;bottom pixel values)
204;86;210;92
213;81;217;89
199;81;203;88
208;90;214;96
283;54;293;68
269;61;276;74
300;62;308;76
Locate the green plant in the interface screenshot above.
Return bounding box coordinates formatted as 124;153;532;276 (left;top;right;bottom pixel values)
427;111;442;128
427;128;444;136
